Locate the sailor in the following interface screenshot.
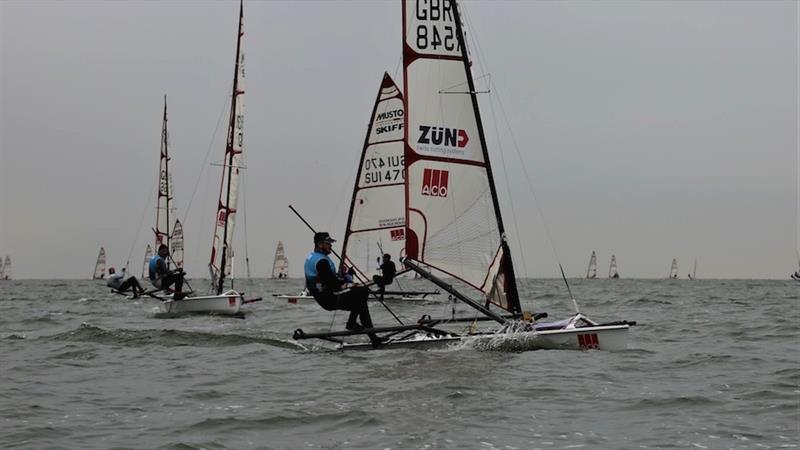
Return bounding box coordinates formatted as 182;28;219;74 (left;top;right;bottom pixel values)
106;267;145;298
304;232;383;346
149;244;186;299
372;253;396;291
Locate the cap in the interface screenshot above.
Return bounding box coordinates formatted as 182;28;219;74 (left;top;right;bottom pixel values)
313;232;336;244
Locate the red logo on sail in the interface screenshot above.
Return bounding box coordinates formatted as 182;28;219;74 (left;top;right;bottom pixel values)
421;168;449;197
390;228;405;241
217;210;226;226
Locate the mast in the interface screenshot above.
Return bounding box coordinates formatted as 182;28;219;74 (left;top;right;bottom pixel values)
450;0;521;314
211;0;245;295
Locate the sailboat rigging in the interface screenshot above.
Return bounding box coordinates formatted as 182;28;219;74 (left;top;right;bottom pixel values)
294;0;633;350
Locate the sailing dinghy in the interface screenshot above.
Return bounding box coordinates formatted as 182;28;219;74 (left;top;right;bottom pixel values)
609;254;620;279
586;251;598;279
271;241;289;279
154;0;259;317
1;255;10;280
669;258;679;279
294;0;634;351
93;247;106;279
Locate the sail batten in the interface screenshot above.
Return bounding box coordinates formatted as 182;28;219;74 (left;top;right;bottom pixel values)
209;0;245;294
340;73;407;281
402;0;520;314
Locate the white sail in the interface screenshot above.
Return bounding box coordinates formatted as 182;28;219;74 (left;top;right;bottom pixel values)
340;73;406;281
271;241;289;279
0;256;4;279
93;247;106;279
402;0;520;313
3;256;9;280
209;1;245;294
142;244;153;279
609;254;619;279
155;96;173;250
171;219;184;268
587;251;598;279
669;258;679;279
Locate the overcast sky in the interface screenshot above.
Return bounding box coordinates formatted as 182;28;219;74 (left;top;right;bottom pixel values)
1;0;797;279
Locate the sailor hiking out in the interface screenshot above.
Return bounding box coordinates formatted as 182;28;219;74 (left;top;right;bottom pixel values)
304;232;384;347
149;244;186;299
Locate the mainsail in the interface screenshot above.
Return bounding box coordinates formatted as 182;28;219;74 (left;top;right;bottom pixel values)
142;244;153;279
209;0;245;294
93;247;106;279
402;0;520;314
669;258;679;279
271;241;289;279
155;96;173;250
609;254;619;278
171;219;184;268
3;256;9;280
340;73;406;281
0;256;4;279
587;251;598;279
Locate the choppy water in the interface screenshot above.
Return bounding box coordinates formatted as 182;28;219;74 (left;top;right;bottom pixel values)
1;278;797;449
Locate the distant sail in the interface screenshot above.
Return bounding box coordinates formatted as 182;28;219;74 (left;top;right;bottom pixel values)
142;244;153;279
1;255;9;280
669;258;678;279
609;254;619;279
93;247;106;279
340;73;406;281
171;219;184;268
271;241;289;279
586;251;598;279
0;256;4;279
689;257;697;279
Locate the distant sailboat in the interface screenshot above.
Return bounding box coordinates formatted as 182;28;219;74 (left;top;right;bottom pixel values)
608;254;620;279
271;241;289;279
142;244;153;279
93;247;106;279
688;258;697;279
1;255;10;280
171;219;184;268
586;251;598;279
669;258;678;279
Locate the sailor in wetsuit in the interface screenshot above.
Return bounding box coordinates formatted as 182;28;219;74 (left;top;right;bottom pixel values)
304;232;382;346
372;253;396;292
149;244;186;299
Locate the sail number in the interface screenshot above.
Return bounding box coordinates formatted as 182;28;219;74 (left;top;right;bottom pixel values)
364;155;404;185
416;25;457;52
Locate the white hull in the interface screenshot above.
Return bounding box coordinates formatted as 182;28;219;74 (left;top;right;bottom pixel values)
154;290;244;317
338;324;629;352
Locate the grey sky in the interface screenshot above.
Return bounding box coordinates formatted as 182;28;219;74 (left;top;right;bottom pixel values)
1;0;797;279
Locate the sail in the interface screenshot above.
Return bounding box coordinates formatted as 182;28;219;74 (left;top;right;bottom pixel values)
690;257;697;279
402;0;520;314
171;219;184;268
669;258;678;279
142;244;153;279
209;0;245;294
93;247;106;279
608;254;619;278
271;241;289;279
155;96;173;249
587;251;598;278
340;73;406;281
3;256;9;280
0;256;4;279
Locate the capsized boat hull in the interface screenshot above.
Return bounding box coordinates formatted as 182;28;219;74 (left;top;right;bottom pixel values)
154;290;244;317
336;324;630;352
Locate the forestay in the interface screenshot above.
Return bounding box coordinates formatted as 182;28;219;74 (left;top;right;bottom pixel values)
402;0;520;313
209;1;245;294
271;241;289;278
340;73;406;281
